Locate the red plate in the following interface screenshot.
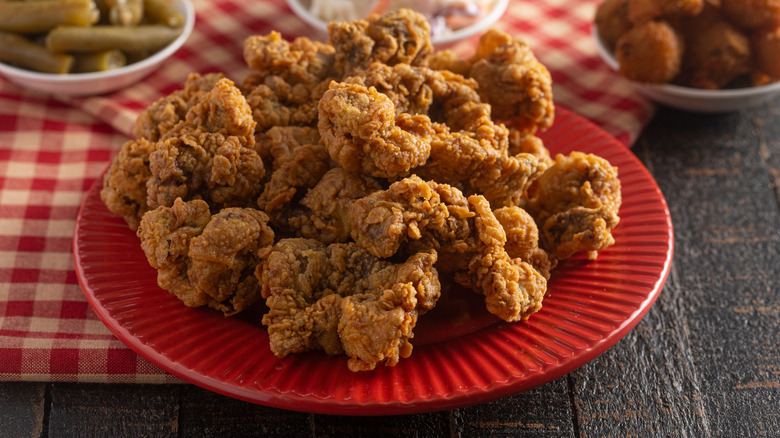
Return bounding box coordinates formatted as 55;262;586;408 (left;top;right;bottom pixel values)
73;106;673;415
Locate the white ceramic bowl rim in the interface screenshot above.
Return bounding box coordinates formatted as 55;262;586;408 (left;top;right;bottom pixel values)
432;0;509;45
592;23;780;100
286;0;509;45
0;0;195;84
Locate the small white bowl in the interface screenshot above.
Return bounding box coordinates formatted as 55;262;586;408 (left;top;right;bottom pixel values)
0;0;194;97
592;24;780;113
286;0;509;47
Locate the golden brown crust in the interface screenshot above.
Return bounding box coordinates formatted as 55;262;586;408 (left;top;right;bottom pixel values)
454;196;547;322
596;0;633;50
679;18;751;89
752;27;780;81
243;31;336;86
431;29;555;134
494;206;554;279
138;198;274;315
133;73;225;142
102;78;265;230
350;176;548;322
328;8;433;77
525;152;622;261
721;0;780;30
627;0;703;24
144;78;264;211
467;29;555;133
318;81;434;178
616;20;683;84
257;238;439;371
289;168;382;244
100;138;155;230
320;67;546;208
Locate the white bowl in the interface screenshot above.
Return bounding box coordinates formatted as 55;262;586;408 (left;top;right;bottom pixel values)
592;24;780;113
0;0;194;97
286;0;509;47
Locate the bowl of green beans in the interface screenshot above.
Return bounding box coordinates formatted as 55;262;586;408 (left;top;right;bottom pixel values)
0;0;194;96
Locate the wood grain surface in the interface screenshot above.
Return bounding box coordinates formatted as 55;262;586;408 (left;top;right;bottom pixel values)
2;101;778;438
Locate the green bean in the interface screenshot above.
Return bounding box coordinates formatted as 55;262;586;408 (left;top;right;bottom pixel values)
0;31;73;73
143;0;182;28
95;0;143;26
124;49;151;64
0;0;99;34
46;24;181;53
72;49;127;72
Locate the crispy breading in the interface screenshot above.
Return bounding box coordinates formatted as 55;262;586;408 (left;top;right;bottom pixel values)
243;31;336;86
319;75;546;207
102;77;264;229
494;205;554;279
257;238;440;371
525;152;622;260
318;81;434;178
145;78;264;211
138;198;274;315
343;62;434;116
256;143;331;214
350;176;547;322
328;8;433;77
241;74;332;132
287;168;382;244
431;29;554;133
133;73;225;142
100;137;155;230
240;9;434;134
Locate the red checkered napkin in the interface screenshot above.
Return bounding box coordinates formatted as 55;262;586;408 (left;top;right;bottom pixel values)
0;0;652;383
0;97;181;383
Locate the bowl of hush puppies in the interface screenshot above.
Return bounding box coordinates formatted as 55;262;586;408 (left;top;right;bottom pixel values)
593;0;780;112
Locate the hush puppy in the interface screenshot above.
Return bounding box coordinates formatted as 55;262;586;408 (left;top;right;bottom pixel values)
615;20;683;83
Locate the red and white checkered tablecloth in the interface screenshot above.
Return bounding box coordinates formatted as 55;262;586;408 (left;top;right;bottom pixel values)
0;0;653;383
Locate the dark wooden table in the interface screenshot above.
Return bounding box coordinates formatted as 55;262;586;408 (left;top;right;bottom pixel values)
2;101;778;438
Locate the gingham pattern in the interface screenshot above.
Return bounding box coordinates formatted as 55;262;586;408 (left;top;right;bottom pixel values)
0;0;652;383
